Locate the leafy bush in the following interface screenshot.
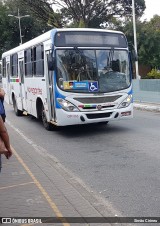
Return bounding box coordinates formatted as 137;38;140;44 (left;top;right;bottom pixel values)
144;69;160;79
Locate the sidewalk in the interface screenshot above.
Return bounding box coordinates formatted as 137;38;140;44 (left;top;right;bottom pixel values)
0;121;128;226
133;101;160;112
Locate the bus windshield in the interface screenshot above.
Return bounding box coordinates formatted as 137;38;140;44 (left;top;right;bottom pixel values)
56;49;130;93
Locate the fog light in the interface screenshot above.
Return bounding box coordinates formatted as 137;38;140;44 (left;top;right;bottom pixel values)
121;111;131;116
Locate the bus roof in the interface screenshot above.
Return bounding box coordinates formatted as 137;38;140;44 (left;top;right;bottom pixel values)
2;28;124;58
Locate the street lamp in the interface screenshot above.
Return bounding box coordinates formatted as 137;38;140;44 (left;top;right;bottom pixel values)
132;0;140;79
8;8;30;45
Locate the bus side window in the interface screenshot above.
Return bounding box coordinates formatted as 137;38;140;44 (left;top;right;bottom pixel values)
11;53;18;77
19;61;24;84
33;45;44;77
2;58;6;78
24;49;33;77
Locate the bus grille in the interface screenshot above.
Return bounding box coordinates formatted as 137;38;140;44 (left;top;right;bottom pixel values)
82;105;115;110
86;112;112;119
74;95;122;104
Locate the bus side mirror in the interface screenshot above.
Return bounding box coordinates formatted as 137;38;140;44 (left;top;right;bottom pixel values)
132;49;138;62
48;54;55;71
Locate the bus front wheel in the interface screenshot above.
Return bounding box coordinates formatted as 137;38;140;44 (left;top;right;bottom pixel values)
12;96;23;116
42;107;52;131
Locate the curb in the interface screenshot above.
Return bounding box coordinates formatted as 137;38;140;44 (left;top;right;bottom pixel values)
133;103;160;112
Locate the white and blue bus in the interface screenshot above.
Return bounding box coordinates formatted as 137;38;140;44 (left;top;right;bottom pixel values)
2;28;134;130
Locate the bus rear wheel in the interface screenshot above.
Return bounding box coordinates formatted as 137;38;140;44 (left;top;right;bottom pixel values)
42;107;52;131
12;96;23;116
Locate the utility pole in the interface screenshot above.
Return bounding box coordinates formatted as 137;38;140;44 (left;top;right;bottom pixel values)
132;0;140;79
8;9;30;45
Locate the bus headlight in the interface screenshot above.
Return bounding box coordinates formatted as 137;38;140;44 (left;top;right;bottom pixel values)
118;95;132;108
57;98;79;112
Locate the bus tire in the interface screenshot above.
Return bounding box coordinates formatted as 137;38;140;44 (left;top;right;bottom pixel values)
12;96;23;116
42;106;52;131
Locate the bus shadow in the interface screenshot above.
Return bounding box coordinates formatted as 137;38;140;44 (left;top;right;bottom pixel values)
24;114;133;138
56;123;132;138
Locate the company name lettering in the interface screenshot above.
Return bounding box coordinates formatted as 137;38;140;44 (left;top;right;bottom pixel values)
27;87;42;95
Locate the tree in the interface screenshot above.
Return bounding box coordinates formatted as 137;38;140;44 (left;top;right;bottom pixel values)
8;0;63;27
0;2;13;56
138;15;160;68
0;0;52;55
15;0;146;28
120;15;160;74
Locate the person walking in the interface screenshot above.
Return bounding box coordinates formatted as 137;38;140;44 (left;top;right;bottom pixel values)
0;88;12;172
0;115;12;159
0;88;6;122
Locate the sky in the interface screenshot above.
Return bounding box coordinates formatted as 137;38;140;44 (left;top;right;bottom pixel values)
142;0;160;21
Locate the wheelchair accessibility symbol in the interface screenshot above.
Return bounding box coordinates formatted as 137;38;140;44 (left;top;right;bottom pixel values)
89;82;98;92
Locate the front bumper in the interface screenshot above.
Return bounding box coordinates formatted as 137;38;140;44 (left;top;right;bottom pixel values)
55;104;133;126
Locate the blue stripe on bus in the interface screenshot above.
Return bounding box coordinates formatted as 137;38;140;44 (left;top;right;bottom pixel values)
128;89;133;95
53;72;66;109
51;29;57;45
128;88;133;102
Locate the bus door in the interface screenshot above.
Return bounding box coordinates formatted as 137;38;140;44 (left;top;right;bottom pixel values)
45;50;55;121
18;59;26;110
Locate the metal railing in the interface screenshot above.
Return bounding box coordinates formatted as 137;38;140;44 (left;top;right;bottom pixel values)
133;79;160;104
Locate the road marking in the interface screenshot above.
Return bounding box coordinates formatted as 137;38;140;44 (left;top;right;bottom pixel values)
12;147;70;226
0;182;34;190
